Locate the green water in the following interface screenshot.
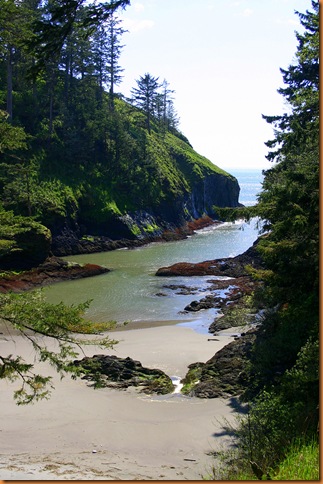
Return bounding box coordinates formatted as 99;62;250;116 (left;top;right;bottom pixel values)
45;219;260;332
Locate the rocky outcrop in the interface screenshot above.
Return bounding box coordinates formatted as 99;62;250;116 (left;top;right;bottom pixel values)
74;354;175;394
156;238;263;277
0;256;110;293
51;215;220;256
50;148;241;256
155;239;265;399
182;329;257;398
183;276;256;313
184;173;241;219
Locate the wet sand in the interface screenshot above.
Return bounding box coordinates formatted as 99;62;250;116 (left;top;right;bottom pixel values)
0;323;241;480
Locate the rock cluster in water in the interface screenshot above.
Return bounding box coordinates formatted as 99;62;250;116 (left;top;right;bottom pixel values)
155;239;263;278
156;238;264;399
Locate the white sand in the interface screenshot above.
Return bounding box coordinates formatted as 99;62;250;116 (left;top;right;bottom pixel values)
0;323;241;480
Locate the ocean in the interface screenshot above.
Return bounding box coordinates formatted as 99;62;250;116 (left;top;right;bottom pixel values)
229;168;264;207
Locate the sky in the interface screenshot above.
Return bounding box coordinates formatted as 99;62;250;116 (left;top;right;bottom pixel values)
116;0;312;171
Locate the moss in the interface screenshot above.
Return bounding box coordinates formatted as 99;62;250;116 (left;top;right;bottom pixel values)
130;224;141;237
0;239;17;257
103;200;122;217
81;235;95;242
143;223;160;234
141;374;175;394
181;363;203;395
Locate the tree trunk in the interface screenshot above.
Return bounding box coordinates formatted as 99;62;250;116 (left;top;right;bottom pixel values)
6;46;13;121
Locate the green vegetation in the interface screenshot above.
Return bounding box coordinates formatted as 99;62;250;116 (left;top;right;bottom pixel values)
272;438;319;481
0;0;236;244
181;363;203;395
211;1;319;479
207;436;319;481
0;208;51;269
0;290;117;404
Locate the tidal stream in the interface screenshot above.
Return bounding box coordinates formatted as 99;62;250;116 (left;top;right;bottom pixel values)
45;219;260;333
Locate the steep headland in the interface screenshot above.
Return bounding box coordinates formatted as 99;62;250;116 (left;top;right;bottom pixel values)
50;128;241;256
1;97;241;265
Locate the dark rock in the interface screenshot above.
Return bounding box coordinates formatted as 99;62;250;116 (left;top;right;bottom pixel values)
163;284;199;295
156;238;263;277
0;256;110;293
74;354;175;395
208;318;233;332
184;329;257;398
51;214;222;257
184;295;223;312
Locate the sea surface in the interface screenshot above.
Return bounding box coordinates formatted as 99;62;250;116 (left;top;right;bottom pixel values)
45;169;264;332
230;168;263;207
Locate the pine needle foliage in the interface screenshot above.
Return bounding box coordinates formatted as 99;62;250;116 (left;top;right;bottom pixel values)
0;290;117;404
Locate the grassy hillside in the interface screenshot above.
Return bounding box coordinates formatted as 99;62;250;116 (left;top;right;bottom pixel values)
1;95;239;243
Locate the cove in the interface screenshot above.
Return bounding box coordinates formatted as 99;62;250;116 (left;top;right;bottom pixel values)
45;219;260;333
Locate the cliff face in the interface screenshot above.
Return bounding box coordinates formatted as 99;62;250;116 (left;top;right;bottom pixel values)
147;172;240;232
184;172;240;219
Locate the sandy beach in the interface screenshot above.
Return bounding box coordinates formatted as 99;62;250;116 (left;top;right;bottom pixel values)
0;322;242;480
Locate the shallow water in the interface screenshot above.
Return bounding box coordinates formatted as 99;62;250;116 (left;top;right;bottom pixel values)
45;170;263;331
45;219;260;330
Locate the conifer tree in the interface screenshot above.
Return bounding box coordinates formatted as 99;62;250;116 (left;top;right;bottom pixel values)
0;0;35;120
92;15;126;109
105;15;126;110
131;73;160;134
30;0;130;75
243;0;319;435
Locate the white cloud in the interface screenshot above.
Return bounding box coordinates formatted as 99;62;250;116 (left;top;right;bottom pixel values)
134;2;145;12
275;17;298;26
122;18;155;33
242;8;253;17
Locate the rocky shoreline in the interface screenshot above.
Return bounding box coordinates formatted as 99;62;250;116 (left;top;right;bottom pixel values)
0;229;264;401
74;354;175;394
51;216;220;256
0;256;110;293
67;239;264;399
155;238;264;398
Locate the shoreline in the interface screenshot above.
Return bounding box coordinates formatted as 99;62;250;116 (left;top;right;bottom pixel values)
0;216;225;295
111;318;195;331
0;322;240;480
0;234;260;479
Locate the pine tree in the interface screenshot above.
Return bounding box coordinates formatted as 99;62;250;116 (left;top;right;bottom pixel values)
257;0;319;305
29;0;130;76
105;15;126;110
154;79;178;134
0;0;35;120
131;73;160;134
92;15;126;109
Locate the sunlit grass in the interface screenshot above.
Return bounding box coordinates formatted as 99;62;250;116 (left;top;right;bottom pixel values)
271;438;319;481
204;437;319;481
